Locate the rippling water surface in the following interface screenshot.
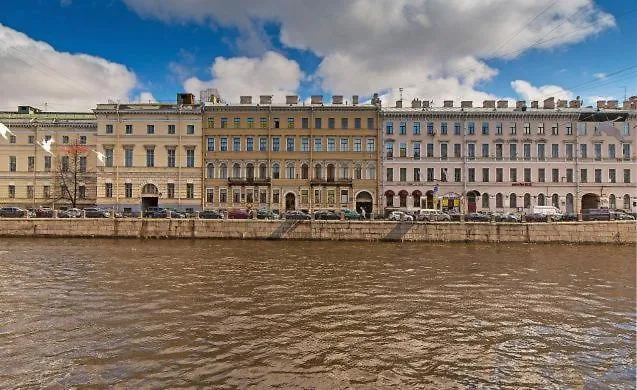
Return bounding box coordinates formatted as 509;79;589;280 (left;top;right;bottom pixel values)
0;239;634;388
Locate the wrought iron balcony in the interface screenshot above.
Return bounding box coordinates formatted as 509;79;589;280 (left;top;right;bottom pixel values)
227;177;271;186
310;178;353;187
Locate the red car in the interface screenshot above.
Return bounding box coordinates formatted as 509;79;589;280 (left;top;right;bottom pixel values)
227;209;251;219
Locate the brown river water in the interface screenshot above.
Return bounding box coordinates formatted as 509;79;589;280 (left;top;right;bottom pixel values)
0;239;634;389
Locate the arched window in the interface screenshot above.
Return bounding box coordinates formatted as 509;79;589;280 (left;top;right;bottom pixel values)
399;190;408;208
609;194;616;209
537;193;545;206
510;193;517;208
246;163;254;180
219;163;228;179
206;163;214;179
354;164;362;180
314;164;322;179
482;192;490;209
552;193;559;208
259;163;267;179
272;163;280;179
496;193;503;208
566;193;574;213
367;165;376;180
286;163;295;179
412;190;422;208
232;163;241;178
624;194;631;210
340;163;349;179
524;193;531;208
385;190;395;207
301;164;309;179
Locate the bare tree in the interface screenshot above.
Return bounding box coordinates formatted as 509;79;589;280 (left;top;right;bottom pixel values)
54;140;91;208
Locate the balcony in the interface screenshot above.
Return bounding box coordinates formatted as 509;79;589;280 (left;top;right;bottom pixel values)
227;177;271;186
310;178;353;187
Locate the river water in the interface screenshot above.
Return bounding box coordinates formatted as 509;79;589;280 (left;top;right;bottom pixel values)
0;239;634;389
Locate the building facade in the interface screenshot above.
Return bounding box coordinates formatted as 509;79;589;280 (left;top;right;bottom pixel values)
0;106;97;209
94;95;203;213
381;97;637;215
203;95;381;215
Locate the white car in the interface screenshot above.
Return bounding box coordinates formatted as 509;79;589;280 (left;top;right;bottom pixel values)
388;211;414;221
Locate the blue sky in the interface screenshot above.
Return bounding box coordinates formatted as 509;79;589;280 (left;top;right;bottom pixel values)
0;0;634;110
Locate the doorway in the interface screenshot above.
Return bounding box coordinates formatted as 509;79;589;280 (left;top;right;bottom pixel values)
285;193;296;211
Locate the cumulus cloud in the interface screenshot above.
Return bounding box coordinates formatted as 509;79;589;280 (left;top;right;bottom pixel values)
123;0;614;101
0;23;138;111
135;91;156;103
183;51;303;103
511;80;573;101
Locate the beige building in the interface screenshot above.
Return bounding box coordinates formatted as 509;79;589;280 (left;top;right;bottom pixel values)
203;94;381;215
381;97;637;215
0;106;97;209
94;94;203;213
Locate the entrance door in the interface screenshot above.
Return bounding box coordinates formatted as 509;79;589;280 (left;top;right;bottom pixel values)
285;193;296;211
142;196;158;210
581;193;600;210
467;192;478;212
355;191;373;217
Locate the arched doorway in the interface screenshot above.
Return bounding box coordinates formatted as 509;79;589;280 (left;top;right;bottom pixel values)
385;190;395;207
466;190;480;212
609;194;616;209
355;191;373;216
524;193;531;209
412;190;422;209
425;190;434;209
566;193;574;213
141;183;159;210
285;192;296;211
537;193;545;206
398;190;408;208
581;193;600;210
552;193;559;208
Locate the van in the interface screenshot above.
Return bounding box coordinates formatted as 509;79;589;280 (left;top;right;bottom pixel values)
531;206;564;221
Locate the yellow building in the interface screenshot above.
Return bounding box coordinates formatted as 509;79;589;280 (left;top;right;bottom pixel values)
94;94;203;214
0;106;97;209
203;94;381;215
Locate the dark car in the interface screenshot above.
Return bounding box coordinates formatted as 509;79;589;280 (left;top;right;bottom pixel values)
610;210;635;221
228;209;251;219
524;213;548;222
34;207;54;218
446;210;462;221
84;207;110;218
582;208;611;221
342;208;362;220
493;212;521;222
465;212;491;222
199;210;223;219
256;208;278;220
285;210;311;220
561;213;579;222
314;210;340;220
143;207;165;218
145;209;185;218
0;207;28;218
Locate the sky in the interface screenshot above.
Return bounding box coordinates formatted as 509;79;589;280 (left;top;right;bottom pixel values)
0;0;635;111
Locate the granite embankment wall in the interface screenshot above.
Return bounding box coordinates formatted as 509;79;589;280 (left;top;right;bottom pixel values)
0;219;634;244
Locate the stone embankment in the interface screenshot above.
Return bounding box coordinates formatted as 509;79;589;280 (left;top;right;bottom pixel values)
0;219;634;244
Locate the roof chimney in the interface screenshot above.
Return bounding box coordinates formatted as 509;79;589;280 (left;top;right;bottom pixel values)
516;100;526;109
332;95;343;104
352;95;359;105
557;99;567;108
497;100;509;108
259;95;272;105
483;100;495;108
530;101;538;109
606;100;618;109
240;96;252;104
177;93;195;105
596;100;606;109
311;95;323;105
443;100;453;108
285;95;299;105
461;100;473;108
411;98;422;108
422;100;430;108
395;100;403;108
543;97;555;109
569;100;581;108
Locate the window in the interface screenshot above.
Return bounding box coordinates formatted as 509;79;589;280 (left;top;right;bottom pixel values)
413;142;421;160
274;118;281;129
260;117;267;128
399;122;406;135
440;168;447;182
105;124;113;134
302;137;310;152
426;122;434;135
580;144;587;159
538;168;545;183
454;122;461;135
592;143;602;161
509;144;517;160
368;165;376;180
577;122;586;135
608;144;616;159
354;118;362;129
233;137;241;152
105;183;113;198
246;137;254;151
186;184;194;199
168;124;176;134
219;188;227;203
454;168;461;182
147;124;155;134
125;124;133;134
259;137;267;152
609;169;616;183
537;123;544;135
467;122;475;135
271;137;281;152
8;185;15;198
28;156;35;172
509;194;517;208
623;123;630;136
124;147;133;167
482;122;489;135
552;169;559;183
288;117;295;129
595;169;602;183
354;165;362;179
366;138;375;152
496;168;503;182
247;118;254;128
495;144;503;160
524;168;531;182
207;163;214;179
259;164;267;179
186;149;195;168
385;143;394;159
315;118;322;129
496;123;502;135
399;143;407;158
44;155;51;172
207;118;215;128
187;124;195;134
386;168;394;182
272;163;280;179
624;169;631;183
566;169;573;183
468;168;475;182
232;163;241;178
367;118;374;129
427;168;435;182
301;164;309;179
80;136;87;145
524;123;530;135
441;122;448;135
167;148;176;168
496;193;503;208
28;135;34;144
523;143;531;160
566;144;574;160
467;143;475;160
314;138;322;152
206;188;214;203
221;118;228;128
79;156;87;172
566;124;572;135
551;123;559;135
414;167;420;182
43;185;51;199
302;118;309;129
580;168;588;183
399;168;407;182
62;135;69;144
510;123;517;135
61;156;69;172
220;164;228;179
510;168;517;182
314;164;322;179
386;121;393;135
78;185;86;200
340;164;348;179
440;143;447;160
328;118;335;129
207;137;215;151
622;143;631;160
146;148;154;167
327;137;335;152
482;168;489;182
413;122;421;135
454;143;461;158
551;144;559;158
125;183;133;198
220;137;228;152
354;138;362;152
481;143;489;158
167;183;175;198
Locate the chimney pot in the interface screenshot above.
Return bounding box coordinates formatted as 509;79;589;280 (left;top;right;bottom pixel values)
332;95;343;104
461;100;473;108
352;95;359;105
285;95;299;105
259;95;272;105
240;96;252;104
443;100;453;108
497;100;509;108
311;95;323;105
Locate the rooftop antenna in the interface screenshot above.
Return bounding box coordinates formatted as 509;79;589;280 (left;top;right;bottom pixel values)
624;86;627;102
399;87;403;101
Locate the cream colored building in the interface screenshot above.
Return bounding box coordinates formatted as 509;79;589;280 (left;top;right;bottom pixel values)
94;95;203;213
381;97;637;215
0;106;97;209
203;95;381;215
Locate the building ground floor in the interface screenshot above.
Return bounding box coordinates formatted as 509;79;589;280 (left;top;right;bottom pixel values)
381;183;637;215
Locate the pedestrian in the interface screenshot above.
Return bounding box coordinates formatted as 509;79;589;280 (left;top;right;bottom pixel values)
361;208;366;220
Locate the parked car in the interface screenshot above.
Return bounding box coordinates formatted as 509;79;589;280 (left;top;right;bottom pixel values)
143;207;164;218
34;207;54;218
582;208;611;221
228;209;251;219
524;213;549;222
199;210;223;219
465;212;491;222
493;212;521;223
58;208;82;218
0;207;28;218
256;208;278;220
446;210;462;221
84;207;111;218
530;206;564;221
561;213;579;222
314;210;340;220
341;208;362;220
610;210;636;220
388;211;414;221
417;209;451;222
285;210;311;220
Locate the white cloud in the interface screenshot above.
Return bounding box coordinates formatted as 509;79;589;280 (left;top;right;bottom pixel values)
123;0;614;102
0;23;138;111
135;92;156;103
593;72;607;79
183;51;303;103
587;95;616;105
511;80;573;102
